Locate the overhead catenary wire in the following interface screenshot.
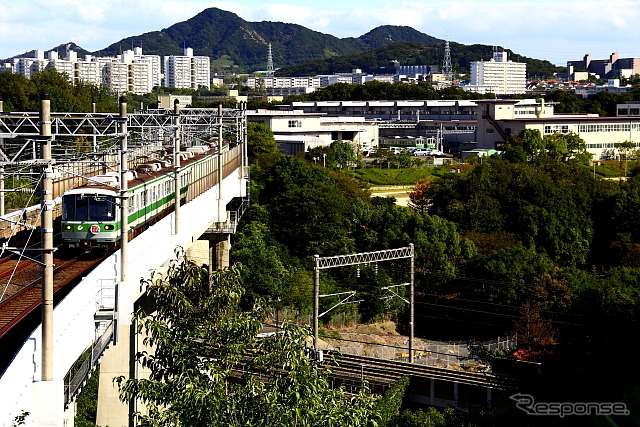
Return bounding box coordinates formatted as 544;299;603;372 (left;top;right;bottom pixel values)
0;167;45;302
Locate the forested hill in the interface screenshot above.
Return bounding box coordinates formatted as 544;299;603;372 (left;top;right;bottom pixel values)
4;7;562;77
95;8;442;73
276;41;564;78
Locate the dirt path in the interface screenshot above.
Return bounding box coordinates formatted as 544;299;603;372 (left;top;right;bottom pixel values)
370;186;412;207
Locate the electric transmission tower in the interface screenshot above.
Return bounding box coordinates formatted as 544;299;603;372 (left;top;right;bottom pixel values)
442;38;453;83
267;43;274;76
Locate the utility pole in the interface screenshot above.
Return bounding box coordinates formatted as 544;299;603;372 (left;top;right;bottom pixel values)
217;105;225;221
92;99;98;152
0;97;4;217
313;255;320;348
39;90;55;381
409;243;415;363
0;167;4;218
173;99;181;235
119;97;129;284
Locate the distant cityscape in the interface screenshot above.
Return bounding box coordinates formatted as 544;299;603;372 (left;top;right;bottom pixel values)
3;44;640;98
1;47;210;95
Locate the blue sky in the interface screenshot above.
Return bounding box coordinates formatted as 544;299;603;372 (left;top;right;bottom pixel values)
1;0;639;67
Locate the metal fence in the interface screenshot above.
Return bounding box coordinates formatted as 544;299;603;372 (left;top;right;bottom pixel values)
268;309;516;371
64;320;114;407
336;342;475;369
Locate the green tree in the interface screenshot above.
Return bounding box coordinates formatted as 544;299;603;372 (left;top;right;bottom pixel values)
328;140;356;169
30;69;82;112
616;140;636;178
230;221;290;301
470;244;555;303
517;129;545;160
117;252;381;426
247;121;280;161
388;150;413;168
0;71;36;111
269;182;356;256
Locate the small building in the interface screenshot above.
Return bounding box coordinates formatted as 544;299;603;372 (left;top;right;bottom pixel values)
158;94;193;109
247;109;379;155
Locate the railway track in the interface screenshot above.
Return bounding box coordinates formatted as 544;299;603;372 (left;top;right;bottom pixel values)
325;352;512;390
0;249;107;339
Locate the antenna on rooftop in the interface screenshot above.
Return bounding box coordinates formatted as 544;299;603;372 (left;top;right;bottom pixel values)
442;36;453;83
267;43;274;77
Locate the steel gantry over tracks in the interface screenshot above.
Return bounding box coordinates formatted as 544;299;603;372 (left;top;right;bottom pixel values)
313;245;416;361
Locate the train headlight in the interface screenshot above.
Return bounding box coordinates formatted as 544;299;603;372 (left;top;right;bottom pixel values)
103;224;115;230
64;225;72;230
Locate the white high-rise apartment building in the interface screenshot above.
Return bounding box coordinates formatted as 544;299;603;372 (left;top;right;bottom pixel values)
9;50;48;79
470;51;527;94
163;48;210;89
75;55;102;86
5;47;162;95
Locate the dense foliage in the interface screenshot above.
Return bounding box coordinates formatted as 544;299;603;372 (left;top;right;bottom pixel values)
233;124;640;411
0;69;116;112
233;140;476;323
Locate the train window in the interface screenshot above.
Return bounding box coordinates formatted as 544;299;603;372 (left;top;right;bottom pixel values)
88;197;115;221
62;194;114;221
128;196;135;214
62;195;86;220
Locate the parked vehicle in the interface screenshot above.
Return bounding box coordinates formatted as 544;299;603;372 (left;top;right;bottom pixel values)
413;148;432;156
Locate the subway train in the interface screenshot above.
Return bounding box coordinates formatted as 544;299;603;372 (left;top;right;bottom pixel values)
61;144;224;249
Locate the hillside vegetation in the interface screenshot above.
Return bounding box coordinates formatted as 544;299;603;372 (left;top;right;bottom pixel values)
5;7;561;77
278;41;563;78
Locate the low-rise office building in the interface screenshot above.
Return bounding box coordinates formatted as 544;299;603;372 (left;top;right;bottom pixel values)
247;109;379;155
476;99;640;159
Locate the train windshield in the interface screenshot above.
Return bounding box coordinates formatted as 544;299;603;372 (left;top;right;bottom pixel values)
62;194;115;221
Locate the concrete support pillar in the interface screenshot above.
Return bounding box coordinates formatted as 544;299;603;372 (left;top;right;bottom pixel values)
95;324;134;427
453;382;459;405
430;379;435;406
185;240;210;269
211;234;231;271
188;234;231;272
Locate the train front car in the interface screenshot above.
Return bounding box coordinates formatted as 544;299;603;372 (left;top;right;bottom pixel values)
61;187;120;249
